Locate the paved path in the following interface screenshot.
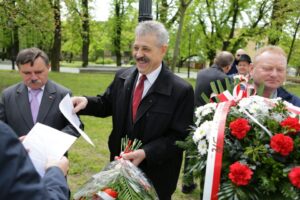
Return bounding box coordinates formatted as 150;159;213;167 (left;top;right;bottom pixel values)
0;63;197;79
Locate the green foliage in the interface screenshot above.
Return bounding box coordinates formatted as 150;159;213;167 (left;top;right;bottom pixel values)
95;58;114;64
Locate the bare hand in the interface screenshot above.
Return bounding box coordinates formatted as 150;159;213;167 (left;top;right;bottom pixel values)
19;135;26;142
46;156;69;176
71;96;88;113
121;149;146;166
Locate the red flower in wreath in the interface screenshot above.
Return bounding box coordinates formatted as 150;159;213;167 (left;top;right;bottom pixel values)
280;117;300;134
288;167;300;188
270;133;294;156
229;118;251;139
228;162;253;186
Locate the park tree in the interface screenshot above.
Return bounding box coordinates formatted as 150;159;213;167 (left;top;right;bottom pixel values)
110;0;136;66
268;0;290;45
64;0;90;67
0;0;53;65
81;0;89;67
49;0;62;71
189;0;272;64
0;0;19;64
154;0;179;29
171;0;193;72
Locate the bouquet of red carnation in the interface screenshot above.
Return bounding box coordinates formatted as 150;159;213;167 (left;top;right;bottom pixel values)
74;138;158;200
178;83;300;199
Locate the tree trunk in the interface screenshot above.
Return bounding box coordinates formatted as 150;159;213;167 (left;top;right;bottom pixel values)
268;0;287;45
171;0;192;72
222;0;239;50
287;16;300;64
50;0;61;71
81;0;89;67
113;0;123;67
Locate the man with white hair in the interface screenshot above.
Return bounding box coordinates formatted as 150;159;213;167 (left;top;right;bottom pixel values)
72;21;194;200
250;45;300;106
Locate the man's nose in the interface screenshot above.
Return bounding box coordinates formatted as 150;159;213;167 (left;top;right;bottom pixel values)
270;68;278;76
30;73;38;80
135;49;144;57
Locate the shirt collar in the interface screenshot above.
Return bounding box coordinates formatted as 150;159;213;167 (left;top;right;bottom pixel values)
28;86;45;92
270;89;278;99
138;64;162;85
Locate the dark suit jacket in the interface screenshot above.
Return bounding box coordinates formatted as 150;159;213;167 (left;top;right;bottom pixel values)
0;80;80;137
0;121;69;200
79;63;194;199
277;87;300;107
195;64;228;107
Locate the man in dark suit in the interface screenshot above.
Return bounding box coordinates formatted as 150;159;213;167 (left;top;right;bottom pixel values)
72;21;194;200
0;47;80;137
0;121;69;199
194;51;234;106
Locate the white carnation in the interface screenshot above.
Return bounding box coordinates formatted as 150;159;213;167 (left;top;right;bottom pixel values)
193;120;213;143
197;140;208;155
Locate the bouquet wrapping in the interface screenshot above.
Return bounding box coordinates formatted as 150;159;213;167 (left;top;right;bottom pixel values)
73;159;158;200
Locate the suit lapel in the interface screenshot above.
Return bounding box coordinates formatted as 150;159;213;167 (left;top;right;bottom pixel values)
135;64;173;123
16;84;34;128
118;67;137;126
37;81;56;123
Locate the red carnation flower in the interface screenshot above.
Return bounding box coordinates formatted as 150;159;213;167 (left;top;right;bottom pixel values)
228;162;253;186
289;167;300;188
270;133;294;156
229;118;251;139
280;117;300;134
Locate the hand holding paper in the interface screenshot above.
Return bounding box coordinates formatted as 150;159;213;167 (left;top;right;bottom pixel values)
23;123;76;177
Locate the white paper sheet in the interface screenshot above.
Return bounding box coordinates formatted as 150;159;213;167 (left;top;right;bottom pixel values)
59;94;94;146
23;123;77;177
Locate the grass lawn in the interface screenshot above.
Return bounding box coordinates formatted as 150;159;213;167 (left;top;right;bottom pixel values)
1;70;299;200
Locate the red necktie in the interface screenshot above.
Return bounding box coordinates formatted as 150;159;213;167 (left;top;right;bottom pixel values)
132;75;147;121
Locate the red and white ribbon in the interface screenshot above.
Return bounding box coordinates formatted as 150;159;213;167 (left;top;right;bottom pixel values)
211;83;256;103
202;101;232;200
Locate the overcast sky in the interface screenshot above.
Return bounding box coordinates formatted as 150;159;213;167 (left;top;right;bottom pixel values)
91;0;111;21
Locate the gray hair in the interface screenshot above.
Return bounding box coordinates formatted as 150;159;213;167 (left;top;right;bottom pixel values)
16;47;49;68
135;20;169;46
214;51;234;68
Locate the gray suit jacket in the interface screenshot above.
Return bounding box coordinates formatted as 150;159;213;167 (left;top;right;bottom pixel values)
0;80;80;137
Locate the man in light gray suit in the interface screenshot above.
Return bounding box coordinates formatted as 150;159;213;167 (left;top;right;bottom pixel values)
0;47;80;138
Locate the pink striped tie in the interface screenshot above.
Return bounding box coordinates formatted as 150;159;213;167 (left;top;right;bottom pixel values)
30;89;41;123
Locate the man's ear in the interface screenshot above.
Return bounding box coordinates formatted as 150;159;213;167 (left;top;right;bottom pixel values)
223;65;231;73
161;44;168;56
249;63;254;77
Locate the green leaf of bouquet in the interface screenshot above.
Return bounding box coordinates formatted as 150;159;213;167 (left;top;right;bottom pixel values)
225;77;232;92
210;81;219;94
201;92;210;104
256;84;265;96
217;80;225;93
281;182;300;200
